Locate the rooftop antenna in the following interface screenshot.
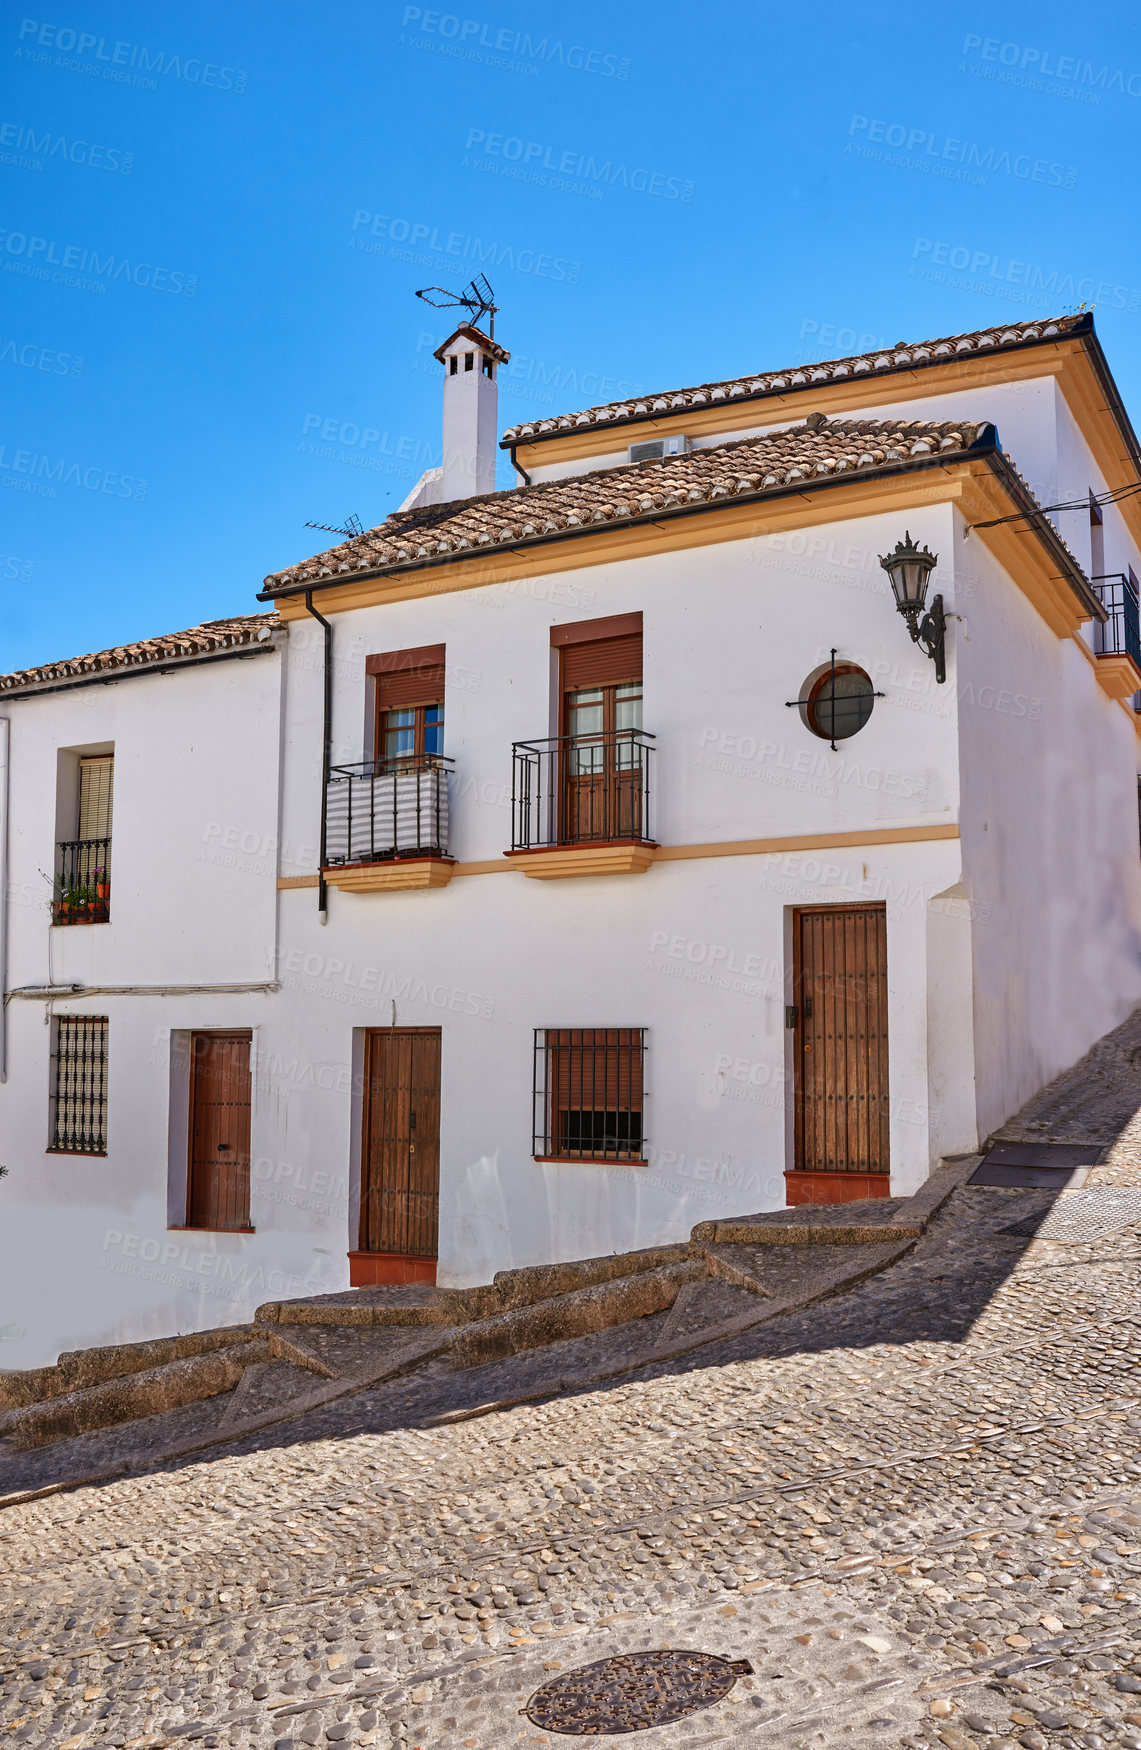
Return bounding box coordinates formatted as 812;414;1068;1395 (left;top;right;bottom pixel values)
304;513;364;539
415;274;498;341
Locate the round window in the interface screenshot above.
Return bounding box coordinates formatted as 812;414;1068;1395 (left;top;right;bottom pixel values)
799;662;875;742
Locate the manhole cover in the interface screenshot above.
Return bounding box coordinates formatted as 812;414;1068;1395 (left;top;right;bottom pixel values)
525;1649;754;1735
1001;1187;1141;1242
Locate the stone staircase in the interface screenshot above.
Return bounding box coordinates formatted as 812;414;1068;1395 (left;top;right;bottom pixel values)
0;1160;971;1473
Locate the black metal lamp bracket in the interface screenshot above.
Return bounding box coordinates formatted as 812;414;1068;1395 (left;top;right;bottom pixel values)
903;593;947;684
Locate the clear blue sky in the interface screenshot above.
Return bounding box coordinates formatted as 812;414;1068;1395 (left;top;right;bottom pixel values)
3;0;1140;669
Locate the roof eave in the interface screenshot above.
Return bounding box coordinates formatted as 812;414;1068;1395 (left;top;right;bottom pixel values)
498;314;1096;451
261;433;1092;625
0;639;278;700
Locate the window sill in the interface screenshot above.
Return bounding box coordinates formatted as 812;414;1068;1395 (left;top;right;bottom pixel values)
534;1155;648;1167
45;1147;107;1157
168;1225;256;1234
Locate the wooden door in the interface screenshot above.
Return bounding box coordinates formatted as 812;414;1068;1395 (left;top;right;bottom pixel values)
792;906;889;1194
187;1032;252;1229
360;1029;441;1259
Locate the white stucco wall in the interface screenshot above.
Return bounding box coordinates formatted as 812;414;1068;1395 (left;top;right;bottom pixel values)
953;513;1141;1139
0;649;299;1371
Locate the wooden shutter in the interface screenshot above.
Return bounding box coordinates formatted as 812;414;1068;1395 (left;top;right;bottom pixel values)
552;612;642;691
78;756;114;839
550;1029;644;1110
561;633;642;691
367;644;446;709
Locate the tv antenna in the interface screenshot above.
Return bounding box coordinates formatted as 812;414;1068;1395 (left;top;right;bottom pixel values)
415;274;498;340
305;513;364;539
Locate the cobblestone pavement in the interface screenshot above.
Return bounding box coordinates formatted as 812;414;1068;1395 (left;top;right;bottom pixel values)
5;1024;1141;1749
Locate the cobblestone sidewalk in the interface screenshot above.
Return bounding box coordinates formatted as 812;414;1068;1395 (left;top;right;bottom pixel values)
4;1017;1141;1750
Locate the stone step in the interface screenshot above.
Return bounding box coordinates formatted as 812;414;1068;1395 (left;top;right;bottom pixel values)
3;1340;273;1450
0;1322;257;1409
449;1259;705;1370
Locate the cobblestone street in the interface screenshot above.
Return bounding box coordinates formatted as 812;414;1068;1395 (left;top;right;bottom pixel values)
5;1018;1141;1750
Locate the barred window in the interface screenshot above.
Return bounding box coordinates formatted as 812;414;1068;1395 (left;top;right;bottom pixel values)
533;1028;646;1161
50;1017;108;1154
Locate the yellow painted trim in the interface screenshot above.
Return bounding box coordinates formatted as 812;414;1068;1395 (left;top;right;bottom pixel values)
322;858;455;892
452;858;516;876
1072;629;1141;705
653;823;959;860
277;874;319;889
958;464;1092;638
506;842;656;880
280;823;960;888
273;454;1092;646
510;340;1141;559
272;468;969;621
510;349;1065;469
1093;651;1141;702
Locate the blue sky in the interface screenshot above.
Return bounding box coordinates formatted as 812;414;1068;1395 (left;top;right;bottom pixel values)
3;0;1140;669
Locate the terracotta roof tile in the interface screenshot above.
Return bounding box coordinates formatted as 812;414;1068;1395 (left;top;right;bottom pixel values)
0;614;279;695
263;416;996;593
500;314;1086;445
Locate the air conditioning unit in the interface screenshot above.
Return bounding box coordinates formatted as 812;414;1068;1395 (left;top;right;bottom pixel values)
628;434;691;464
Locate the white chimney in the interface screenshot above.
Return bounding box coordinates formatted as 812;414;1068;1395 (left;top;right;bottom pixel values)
434;323;509;501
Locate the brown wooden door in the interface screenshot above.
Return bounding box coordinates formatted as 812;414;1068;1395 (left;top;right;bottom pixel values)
360;1029;441;1259
793;906;889;1177
187;1032;252;1229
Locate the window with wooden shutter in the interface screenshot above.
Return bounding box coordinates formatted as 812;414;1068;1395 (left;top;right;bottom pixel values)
54;755;113;925
533;1028;646;1161
367;645;446;767
551;616;645;843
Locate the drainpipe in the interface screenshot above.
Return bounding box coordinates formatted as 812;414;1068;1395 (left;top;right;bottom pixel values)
507;442;531;486
302;591;332;920
0;717;8;1080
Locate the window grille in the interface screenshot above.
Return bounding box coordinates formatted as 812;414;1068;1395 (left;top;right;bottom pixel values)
533;1028;646;1161
50;1017;109;1154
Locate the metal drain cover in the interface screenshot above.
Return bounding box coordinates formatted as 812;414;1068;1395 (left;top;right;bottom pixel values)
525;1649;754;1735
970;1142;1104;1189
1001;1187;1141;1242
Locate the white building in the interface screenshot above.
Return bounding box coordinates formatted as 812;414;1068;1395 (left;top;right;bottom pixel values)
3;310;1141;1367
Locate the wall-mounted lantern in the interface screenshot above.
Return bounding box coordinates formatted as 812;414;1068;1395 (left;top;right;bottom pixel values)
878;531;946;683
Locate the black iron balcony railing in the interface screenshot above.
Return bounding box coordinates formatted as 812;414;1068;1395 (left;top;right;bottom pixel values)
511;729;655;852
1092;573;1141;669
52;838;111;925
324;754;453;865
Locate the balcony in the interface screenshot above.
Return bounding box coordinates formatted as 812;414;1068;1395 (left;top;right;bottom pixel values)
51;838;111;925
509;728;656;879
323;754;455;892
1091;573;1141;701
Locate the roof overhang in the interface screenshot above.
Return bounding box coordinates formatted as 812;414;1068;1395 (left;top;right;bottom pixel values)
0;639;278;701
501;316;1141;558
262;436;1101;640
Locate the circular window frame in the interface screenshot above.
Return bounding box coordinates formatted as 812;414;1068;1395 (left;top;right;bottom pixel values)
798;660;876;744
